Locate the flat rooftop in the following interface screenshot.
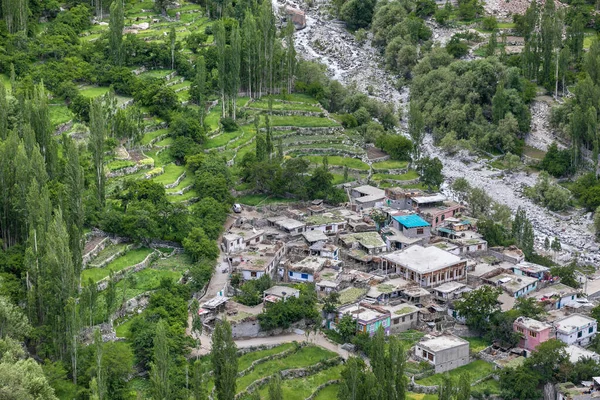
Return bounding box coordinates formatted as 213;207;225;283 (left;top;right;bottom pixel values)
303;230;328;243
411;194;447;204
418;334;469;352
382;245;463;274
267;216;306;230
289;256;328;273
565;345;599;364
338;303;389;322
434;281;467;293
498;274;538;293
382;303;420;316
526;283;579;301
305;212;346;226
353;185;385;197
339;232;386;249
555;314;596;334
514;316;552;332
367;278;412;297
264;285;300;298
514;261;550;275
393;214;430;228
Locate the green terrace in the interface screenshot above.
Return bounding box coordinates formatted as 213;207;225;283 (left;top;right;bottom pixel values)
303;155;370;170
248;100;322;112
166;174;194;194
287;142;365;154
88;243;128;268
152;163;185;186
155;136;174;146
48;104;74;127
257;364;344;400
205;128;246;149
237;343;296;371
371;170;419;181
141;128;169;146
372;160;409;170
266;115;340;128
138;69;175;80
168;188;198;203
82;247;154;283
415;360;494;387
107;160;136;172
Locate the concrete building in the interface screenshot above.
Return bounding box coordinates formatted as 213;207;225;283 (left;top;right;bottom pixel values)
305;213;346;234
526;283;581;310
415;335;470;373
231;241;286;281
350;185;386;210
222;228;265;253
384;187;422;210
512;262;550;281
302;230;328;244
335;302;391;336
381;245;467;288
391;214;431;239
410;194;463;228
513;316;553;352
383;303;420;333
486;273;538;298
267;216;306;236
432;282;470;302
285;256;332;283
365;277;413;304
555;314;598;346
309;241;339;259
565;345;600;364
338;231;387;255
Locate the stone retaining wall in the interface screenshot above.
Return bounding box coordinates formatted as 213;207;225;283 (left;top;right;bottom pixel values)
306;379;340;400
270;126;343;134
165;172;186;189
96;251;158;291
88;244;134;269
286;147;365;157
244;108;323;117
107;162;153;178
237;343;303;378
83;237;110;267
373;177;420;186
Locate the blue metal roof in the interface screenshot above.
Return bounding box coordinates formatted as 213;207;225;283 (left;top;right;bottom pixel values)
393;214;430;228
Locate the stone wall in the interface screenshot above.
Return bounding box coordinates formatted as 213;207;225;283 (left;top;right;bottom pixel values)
82;237;110;266
96;251;158;291
165;172;186;189
88;244;133;269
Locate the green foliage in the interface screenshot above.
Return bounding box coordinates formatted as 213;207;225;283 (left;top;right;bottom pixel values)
499;365;541;400
236;275;273;306
416;157;443;190
454;286;502;332
258;285;320;330
211;320;238;400
540;142;572;177
340;0;377;30
550;263;581;288
376;135;413;161
524;171;571;211
183;228;219;263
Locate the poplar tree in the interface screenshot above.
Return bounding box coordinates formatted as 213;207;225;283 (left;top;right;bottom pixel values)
109;0;124;65
408;101;424;160
169;27;177;70
242;12;258;98
192;56;207;124
230;22;241;120
486;29;497;57
94;328;106;400
62;136;84;285
0;82;7;140
268;374;283;400
192;360;207;400
2;0;28;33
151;319;171;400
211;320;237;400
89;97;106;207
285;21;297;94
215;20;227;117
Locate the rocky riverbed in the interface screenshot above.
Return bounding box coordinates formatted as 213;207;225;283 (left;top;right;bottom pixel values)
277;0;600;265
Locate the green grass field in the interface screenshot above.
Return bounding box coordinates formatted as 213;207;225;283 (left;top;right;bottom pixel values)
257;364;344;400
82;247;154;283
168;188;198;202
416;360;494;386
166;174;194;193
141;128;169;146
155;137;174;146
372;170;419;181
152;163;185;186
238;343;296;371
107;160;136;171
205;129;245;149
268;116;339;128
205;107;222;132
79;86;110;98
372;160;409;170
303;155;370;170
49;104;74;126
249;100;322;112
140;69;174;79
236;345;337;393
313;384;340;400
407;393;438;400
471;378;501;395
88;243;128;267
462;337;492;353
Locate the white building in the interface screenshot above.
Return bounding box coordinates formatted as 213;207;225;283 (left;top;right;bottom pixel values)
554;314;598;346
415;335;470;373
565;345;600;364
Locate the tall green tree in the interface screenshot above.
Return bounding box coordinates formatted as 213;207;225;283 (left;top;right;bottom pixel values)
192;360;207;400
169;27;177;70
268;374;283;400
94;328;106;400
454;286;502;332
2;0;28;33
150;319;171;400
211;320;238;400
62;136;84;285
89;97;106;207
408;101;424;160
242;11;259;98
230;22;241;120
191;56;207;124
215;20;227;117
109;0;124;65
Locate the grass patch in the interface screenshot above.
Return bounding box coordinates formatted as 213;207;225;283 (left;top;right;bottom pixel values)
372;170;419;181
372;160;409;170
407;393;438;400
88;244;128;267
49;105;74;127
205;129;245;149
140;69;174;79
523;145;546;160
462;336;491;353
238;343;296;371
155;137;174;146
205;107;222;132
107;160;135;171
166;174;194;193
303;155;369;170
249;100;321;112
416;360;494;386
168;189;198;202
258;364;344;400
313;384;340;400
152;163;185;186
497;22;516;29
236;194;296;206
268;93;319;104
115;314;140;338
472;378;501;395
268;116;339;128
141;128;169;146
82;247;154;283
236;345;337;393
79;86;110;98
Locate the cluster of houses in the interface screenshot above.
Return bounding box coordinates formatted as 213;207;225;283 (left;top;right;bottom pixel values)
199;184;600;387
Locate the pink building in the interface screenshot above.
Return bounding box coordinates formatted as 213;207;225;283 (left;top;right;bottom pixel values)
513;316;553;352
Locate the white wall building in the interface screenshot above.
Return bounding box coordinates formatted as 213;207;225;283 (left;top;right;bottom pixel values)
554;314;598;346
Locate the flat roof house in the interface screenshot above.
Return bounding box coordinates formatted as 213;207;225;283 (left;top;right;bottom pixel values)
305;213;346;234
285;256;332;283
231;241;286;281
267;216;306;236
222;228;265;253
309;241;339;260
554;314;598;347
526;283;580;310
338;231;387;255
433;282;471;302
486;273;538;298
336;302;391;336
351;185;386;210
512;262;550;281
415;335;470;373
381;245;466;288
365;277;413;304
382;303;420;333
263;285;300;305
565;345;600;364
513;316;553;352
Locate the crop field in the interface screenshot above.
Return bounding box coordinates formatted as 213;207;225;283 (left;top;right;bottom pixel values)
82;247;154;283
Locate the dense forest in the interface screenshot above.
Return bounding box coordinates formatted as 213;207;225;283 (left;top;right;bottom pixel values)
0;0;600;397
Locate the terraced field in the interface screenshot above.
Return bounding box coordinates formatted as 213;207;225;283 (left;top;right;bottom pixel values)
82;247;154;283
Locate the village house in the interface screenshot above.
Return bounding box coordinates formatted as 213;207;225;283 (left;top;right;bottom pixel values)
231;241;286;281
315;267;341;295
414;335;470;373
554;314;598;346
512;262;550;281
284;256;337;283
432;281;471;302
410;194;463;228
384;187;422;210
382;303;420;333
335;302;391;336
513;316;553;353
486;273;538;298
263;285;300;306
302;230;328;245
365;277;413;304
304;212;346;234
266;216;306;236
402;286;432;305
338;231;387;255
381;245;466;288
309;241;339;259
222;228;265;253
382;214;431;250
526;283;581;310
565;345;600;364
350;185;386;210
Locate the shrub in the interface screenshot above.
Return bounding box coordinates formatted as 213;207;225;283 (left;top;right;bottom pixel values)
220;117;238;132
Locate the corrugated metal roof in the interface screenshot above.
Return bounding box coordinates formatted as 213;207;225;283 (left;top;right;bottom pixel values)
393;214;430;228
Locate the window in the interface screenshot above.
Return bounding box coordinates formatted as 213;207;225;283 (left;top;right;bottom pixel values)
393;318;399;325
449;271;454;278
590;327;595;334
435;217;439;223
432;276;436;282
289;271;293;276
529;331;537;338
428;352;434;361
251;271;257;277
578;331;583;338
417;228;424;235
402;316;406;323
478;244;482;250
326;225;332;231
517;326;523;333
255;237;260;243
410;314;414;320
441;215;445;221
301;273;309;280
